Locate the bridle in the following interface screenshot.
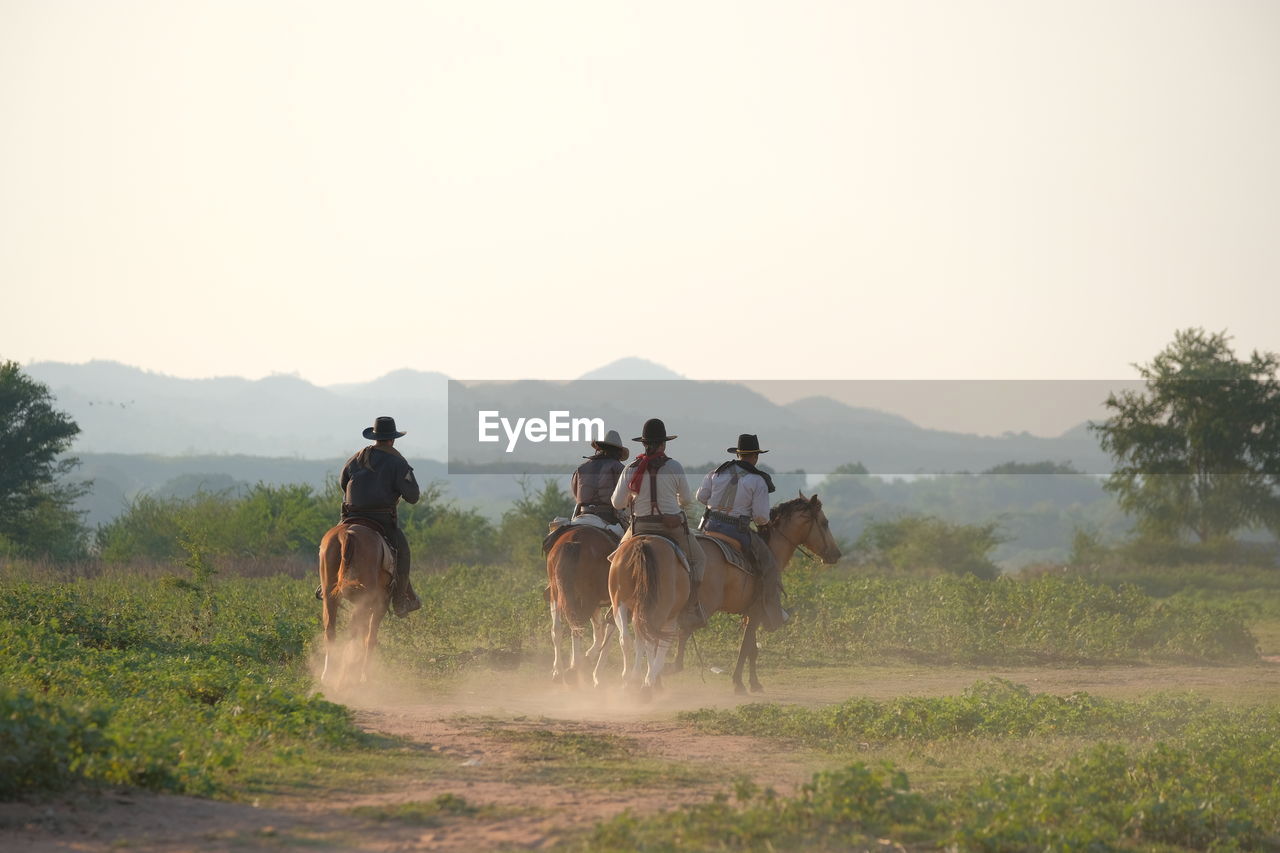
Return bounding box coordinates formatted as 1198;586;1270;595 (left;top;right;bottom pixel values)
769;509;822;562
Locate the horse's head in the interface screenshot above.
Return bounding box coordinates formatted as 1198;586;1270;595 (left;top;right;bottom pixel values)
769;492;842;564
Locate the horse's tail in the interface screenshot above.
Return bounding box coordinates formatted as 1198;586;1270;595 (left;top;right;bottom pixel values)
552;540;588;627
335;527;365;597
620;539;666;645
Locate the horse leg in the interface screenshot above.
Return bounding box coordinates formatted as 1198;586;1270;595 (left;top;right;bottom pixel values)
746;622;763;692
320;590;339;685
614;603;641;689
359;598;385;684
668;630;688;675
648;627;676;693
550;600;564;683
732;619;751;695
596;603;627;688
584;608;609;662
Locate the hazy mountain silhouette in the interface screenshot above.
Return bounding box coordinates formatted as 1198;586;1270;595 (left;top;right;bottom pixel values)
28;359;1110;478
577;357;684;380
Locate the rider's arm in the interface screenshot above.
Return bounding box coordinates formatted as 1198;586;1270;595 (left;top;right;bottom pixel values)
610;463;633;510
398;459;421;504
749;476;770;526
671;460;694;511
695;470;713;506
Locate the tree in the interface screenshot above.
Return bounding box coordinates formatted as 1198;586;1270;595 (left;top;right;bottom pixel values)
854;514;1005;579
1091;329;1280;543
0;361;89;557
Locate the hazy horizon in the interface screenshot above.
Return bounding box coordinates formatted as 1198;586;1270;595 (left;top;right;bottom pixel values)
2;1;1277;387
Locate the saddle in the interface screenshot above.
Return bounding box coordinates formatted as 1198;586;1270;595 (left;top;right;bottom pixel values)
342;516;397;559
612;533;693;576
542;519;621;554
695;531;753;575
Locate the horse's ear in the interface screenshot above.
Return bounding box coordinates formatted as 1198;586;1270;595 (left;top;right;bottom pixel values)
798;490;806;500
810;493;822;509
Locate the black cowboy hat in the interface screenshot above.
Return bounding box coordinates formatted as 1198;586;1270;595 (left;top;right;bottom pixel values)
591;429;630;461
728;433;769;454
363;416;406;441
632;418;677;443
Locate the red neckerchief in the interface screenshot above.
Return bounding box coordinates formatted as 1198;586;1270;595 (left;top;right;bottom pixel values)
627;451;668;494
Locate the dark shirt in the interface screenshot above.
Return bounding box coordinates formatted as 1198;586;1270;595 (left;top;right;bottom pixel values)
572;456;624;507
340;446;421;514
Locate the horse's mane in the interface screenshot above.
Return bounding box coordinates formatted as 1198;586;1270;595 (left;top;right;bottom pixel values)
762;496;819;542
769;497;811;523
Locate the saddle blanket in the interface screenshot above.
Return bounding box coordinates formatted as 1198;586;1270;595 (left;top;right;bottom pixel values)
542;515;624;554
694;533;752;574
607;534;692;576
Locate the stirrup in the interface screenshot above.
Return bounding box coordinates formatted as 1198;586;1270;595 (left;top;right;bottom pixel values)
678;601;706;631
393;589;422;618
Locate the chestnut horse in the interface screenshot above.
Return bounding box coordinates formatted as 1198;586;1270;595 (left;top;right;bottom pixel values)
546;525;617;685
595;534;689;697
317;522;395;687
672;493;842;693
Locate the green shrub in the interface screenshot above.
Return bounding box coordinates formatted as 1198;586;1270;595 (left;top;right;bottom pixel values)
854;515;1005;579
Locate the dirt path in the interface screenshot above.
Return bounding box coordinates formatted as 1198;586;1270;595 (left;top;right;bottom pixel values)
4;661;1277;851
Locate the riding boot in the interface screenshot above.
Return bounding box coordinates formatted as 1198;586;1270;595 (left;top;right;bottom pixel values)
388;529;421;618
678;577;706;631
392;570;421;618
760;571;789;632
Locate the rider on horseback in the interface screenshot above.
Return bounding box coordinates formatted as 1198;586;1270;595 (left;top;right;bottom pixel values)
610;418;707;630
339;416;422;618
697;433;789;631
571;429;629;527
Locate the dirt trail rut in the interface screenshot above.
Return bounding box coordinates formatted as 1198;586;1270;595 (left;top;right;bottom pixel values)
4;662;1276;851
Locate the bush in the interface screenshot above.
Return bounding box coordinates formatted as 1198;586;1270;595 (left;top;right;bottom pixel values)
854;515;1004;579
0;573;361;798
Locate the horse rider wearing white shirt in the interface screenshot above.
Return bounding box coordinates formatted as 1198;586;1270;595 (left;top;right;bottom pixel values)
697;433;788;631
610;418;708;629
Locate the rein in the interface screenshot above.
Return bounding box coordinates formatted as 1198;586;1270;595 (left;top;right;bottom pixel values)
771;512;820;562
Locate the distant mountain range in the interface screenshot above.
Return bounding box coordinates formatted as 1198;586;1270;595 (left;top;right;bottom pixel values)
26;357;1111;474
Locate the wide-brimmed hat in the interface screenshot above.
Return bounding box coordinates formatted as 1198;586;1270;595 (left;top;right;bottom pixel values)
633;418;677;444
728;433;768;454
363;416;406;441
591;429;630;461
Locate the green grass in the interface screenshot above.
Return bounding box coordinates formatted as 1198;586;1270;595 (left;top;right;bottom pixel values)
680;677;1248;748
349;792;520;826
0;573;376;798
479;725;708;790
571;687;1280;852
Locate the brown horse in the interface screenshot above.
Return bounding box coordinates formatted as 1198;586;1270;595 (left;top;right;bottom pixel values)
545;524;617;685
672;493;842;693
594;534;690;697
317;522;395;687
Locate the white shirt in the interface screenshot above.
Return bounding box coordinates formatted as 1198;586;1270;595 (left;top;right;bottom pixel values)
612;456;695;516
697;463;770;526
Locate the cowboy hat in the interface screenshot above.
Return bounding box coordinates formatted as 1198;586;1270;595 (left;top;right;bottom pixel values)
591;429;630;460
633;418;677;443
728;433;769;454
363;416;406;440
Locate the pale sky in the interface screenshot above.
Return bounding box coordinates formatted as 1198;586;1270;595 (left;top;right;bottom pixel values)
2;0;1278;386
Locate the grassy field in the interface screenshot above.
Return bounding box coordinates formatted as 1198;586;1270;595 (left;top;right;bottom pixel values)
1;558;1277;850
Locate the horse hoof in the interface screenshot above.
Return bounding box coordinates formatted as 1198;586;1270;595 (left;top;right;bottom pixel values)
750;683;764;693
638;686;654;703
734;683;747;695
667;663;683;675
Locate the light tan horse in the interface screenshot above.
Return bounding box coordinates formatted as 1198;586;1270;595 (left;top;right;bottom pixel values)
672;493;842;693
545;524;617;685
317;522;395;687
594;534;690;697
